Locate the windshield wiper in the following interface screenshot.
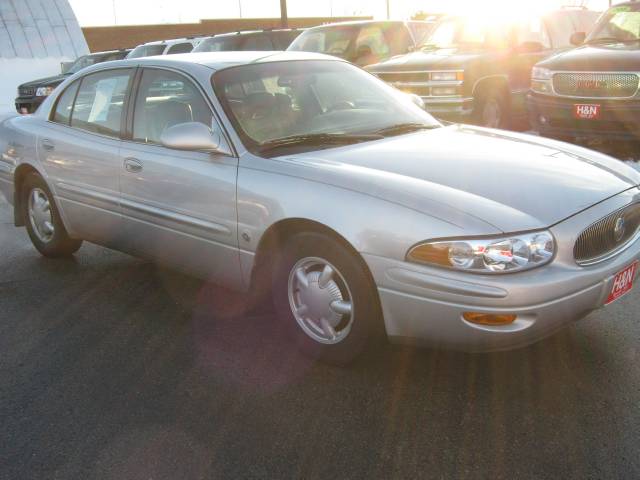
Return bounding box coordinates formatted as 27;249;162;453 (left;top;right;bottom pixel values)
257;133;383;152
372;123;440;137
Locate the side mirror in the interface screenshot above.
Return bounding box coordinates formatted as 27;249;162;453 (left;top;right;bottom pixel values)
570;32;586;46
160;122;225;153
515;41;544;54
61;61;74;74
407;93;425;110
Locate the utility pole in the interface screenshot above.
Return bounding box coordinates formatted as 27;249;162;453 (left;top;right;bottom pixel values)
112;0;117;25
238;0;242;18
280;0;288;28
386;0;390;19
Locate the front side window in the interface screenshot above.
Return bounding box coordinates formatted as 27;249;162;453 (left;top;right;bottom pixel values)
127;44;166;59
166;42;194;55
51;80;80;125
422;17;510;51
70;69;132;138
243;35;274;51
288;27;356;58
213;60;439;153
193;37;237;52
133;69;213;145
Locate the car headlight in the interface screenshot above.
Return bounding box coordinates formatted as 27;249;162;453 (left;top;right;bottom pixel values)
430;71;464;82
35;86;55;97
407;231;555;274
531;67;552;80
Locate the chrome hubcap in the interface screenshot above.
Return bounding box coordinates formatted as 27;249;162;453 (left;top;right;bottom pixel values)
288;257;354;345
482;99;502;128
28;188;54;243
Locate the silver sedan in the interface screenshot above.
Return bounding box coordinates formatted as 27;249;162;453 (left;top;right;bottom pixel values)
1;52;639;364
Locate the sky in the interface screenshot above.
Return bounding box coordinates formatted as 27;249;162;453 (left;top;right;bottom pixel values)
68;0;612;27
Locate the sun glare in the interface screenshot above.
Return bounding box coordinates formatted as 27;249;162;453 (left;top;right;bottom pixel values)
411;0;570;19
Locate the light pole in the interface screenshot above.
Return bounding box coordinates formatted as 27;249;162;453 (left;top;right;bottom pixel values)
238;0;242;18
386;0;390;19
280;0;288;28
112;0;117;25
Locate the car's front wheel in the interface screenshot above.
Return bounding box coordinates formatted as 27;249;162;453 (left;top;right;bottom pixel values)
22;173;82;257
272;232;383;365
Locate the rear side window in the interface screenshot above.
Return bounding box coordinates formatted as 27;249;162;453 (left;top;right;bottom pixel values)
166;42;193;55
132;69;213;145
51;81;80;125
243;35;274;50
70;69;132;138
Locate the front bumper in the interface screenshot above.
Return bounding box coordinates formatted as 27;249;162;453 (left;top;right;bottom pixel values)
14;96;46;115
423;96;474;122
528;92;640;141
364;188;640;352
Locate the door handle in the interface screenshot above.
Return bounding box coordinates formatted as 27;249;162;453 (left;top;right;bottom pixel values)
124;157;143;173
41;138;55;151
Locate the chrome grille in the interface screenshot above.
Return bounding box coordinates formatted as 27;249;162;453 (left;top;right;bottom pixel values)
574;203;640;265
553;73;639;98
19;87;35;97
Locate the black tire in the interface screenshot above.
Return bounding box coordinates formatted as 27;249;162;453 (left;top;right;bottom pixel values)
22;173;82;257
271;231;383;366
474;87;510;129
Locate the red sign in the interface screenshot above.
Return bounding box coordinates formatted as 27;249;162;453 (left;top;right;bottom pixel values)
574;104;601;120
606;261;638;305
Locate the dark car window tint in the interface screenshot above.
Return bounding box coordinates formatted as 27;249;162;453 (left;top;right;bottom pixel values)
70;69;132;138
166;42;193;55
133;69;213;145
274;31;300;49
52;80;80;125
243;35;274;51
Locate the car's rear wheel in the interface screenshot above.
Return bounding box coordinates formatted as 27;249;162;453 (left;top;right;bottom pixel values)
475;87;510;129
23;173;82;257
272;231;383;365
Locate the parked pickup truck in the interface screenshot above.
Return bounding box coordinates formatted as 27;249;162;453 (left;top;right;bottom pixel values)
367;9;599;128
15;49;130;114
528;2;640;143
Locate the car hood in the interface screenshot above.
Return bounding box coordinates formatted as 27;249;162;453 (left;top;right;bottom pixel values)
366;50;484;73
19;74;68;89
281;126;640;233
538;43;640;71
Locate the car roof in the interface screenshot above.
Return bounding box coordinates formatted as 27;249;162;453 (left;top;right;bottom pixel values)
303;20;410;30
137;37;201;46
208;28;300;38
88;51;344;73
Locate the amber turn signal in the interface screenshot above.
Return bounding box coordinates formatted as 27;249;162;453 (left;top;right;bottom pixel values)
463;312;517;326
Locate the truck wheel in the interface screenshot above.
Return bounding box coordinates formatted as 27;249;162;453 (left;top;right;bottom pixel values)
22;173;82;257
475;88;510;129
271;231;383;365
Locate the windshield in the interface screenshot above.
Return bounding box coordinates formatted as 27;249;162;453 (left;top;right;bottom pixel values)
67;55;101;74
213;60;439;154
288;26;357;57
127;44;166;59
587;5;640;43
422;17;510;50
193;37;237;52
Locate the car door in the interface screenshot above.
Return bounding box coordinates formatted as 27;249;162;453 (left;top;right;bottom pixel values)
37;68;134;247
119;67;242;289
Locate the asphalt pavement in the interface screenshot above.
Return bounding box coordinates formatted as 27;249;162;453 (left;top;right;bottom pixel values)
1;194;639;479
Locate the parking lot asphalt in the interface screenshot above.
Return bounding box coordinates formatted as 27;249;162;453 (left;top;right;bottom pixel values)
1;193;639;480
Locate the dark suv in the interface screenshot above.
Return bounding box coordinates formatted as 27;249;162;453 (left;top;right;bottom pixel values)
529;2;640;143
15;49;130;114
193;29;302;53
367;9;599;128
287;20;436;67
